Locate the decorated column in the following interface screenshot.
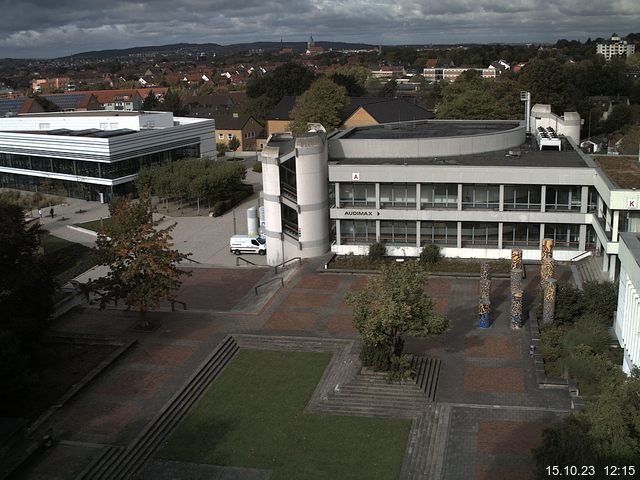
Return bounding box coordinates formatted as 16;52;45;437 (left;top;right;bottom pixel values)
511;292;523;329
479;261;492;327
511;249;523;271
541;257;555;290
541;238;553;260
543;278;557;324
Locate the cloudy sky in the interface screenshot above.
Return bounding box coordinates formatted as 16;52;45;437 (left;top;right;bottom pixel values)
0;0;639;58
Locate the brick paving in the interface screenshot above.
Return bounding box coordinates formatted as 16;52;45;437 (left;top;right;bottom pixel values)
17;260;576;480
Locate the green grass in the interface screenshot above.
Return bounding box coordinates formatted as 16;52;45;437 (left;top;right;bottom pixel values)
160;350;411;480
74;217;112;232
41;233;100;284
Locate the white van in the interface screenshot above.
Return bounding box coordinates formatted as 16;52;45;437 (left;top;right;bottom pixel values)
229;235;266;255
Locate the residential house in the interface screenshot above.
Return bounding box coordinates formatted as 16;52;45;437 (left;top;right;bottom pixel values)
73;89;144;111
214;113;262;152
588;96;631;121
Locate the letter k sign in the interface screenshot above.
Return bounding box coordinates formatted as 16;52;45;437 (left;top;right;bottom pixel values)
629;199;637;209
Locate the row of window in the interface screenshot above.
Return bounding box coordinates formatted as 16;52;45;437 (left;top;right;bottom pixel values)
337;183;597;212
0;145;200;180
339;220;592;249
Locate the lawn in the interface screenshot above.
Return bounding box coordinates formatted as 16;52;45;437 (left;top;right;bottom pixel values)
41;233;100;284
160;349;411;480
74;217;112;232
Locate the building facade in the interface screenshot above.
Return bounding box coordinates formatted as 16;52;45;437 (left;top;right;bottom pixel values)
596;35;636;61
0;111;215;202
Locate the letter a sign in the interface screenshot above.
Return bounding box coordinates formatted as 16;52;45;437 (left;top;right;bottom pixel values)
352;172;360;181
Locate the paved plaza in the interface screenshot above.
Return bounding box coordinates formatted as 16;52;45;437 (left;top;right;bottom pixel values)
11;257;574;480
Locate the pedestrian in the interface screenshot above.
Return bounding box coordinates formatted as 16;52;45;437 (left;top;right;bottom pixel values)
38;208;42;219
49;207;54;218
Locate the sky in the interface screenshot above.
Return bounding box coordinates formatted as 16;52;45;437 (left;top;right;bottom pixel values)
0;0;639;59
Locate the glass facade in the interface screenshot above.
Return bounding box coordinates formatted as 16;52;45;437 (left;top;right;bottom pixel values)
545;186;582;211
0;144;200;200
545;223;580;248
461;222;499;246
380;183;416;208
340;220;376;244
339;183;376;207
281;204;299;239
279;158;296;200
503;185;541;211
380;221;416;244
462;185;499;210
420;221;457;246
502;223;540;247
421;183;457;209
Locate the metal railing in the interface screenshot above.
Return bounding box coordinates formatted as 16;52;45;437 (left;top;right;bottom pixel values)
171;300;187;311
274;256;301;274
236;256;259;266
254;277;284;295
569;251;592;263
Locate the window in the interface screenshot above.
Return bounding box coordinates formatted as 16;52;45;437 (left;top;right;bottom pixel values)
545;186;582;211
279;158;297;200
502;223;540;247
462;185;499;210
380;183;416;208
503;185;541;211
420;221;457;246
218;133;224;139
380;221;416;244
461;222;499;247
227;133;233;140
587;188;598;213
281;204;298;239
340;220;376;244
421;183;457;209
339;183;375;207
545;224;580;248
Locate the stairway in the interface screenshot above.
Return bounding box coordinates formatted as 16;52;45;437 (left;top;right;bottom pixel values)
572;253;605;288
76;336;239;480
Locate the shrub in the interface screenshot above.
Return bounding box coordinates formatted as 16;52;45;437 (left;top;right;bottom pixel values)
252;161;263;173
387;354;416;382
581;281;618;326
419;244;441;265
368;240;385;261
360;343;391;371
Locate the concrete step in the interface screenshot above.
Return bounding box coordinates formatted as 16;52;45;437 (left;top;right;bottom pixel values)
312;402;418;418
400;410;435;480
84;336;239;480
424;403;452;480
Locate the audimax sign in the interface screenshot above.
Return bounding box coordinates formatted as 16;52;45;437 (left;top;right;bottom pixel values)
344;210;380;216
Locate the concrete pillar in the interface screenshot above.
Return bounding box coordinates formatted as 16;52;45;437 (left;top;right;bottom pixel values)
612;211;620;241
581;186;589;214
541;238;553;260
416;184;421;211
543;278;557;324
511;292;523;329
294;133;330;258
539;224;545;249
541;257;555;290
511;249;523;271
335;220;341;246
261;144;284;266
609;254;617;281
416;220;420;247
457;184;463;211
498;223;503;250
579;224;587;251
597;196;604;219
605;208;612;232
540;185;546;212
499;184;504;212
335;182;340;208
603;253;609;273
376;220;380;241
457;221;462;249
375;183;380;210
480;261;492;303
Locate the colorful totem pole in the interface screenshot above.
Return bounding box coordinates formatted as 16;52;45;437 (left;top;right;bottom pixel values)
540;238;554;290
543;278;557;324
479;261;492;328
510;249;524;329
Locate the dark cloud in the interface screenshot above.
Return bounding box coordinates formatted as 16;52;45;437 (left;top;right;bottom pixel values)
0;0;638;58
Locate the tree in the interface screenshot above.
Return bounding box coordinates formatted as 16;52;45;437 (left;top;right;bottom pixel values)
141;90;159;110
290;77;348;134
619;125;640;155
228;135;241;152
94;192;190;327
345;262;449;370
216;142;228;157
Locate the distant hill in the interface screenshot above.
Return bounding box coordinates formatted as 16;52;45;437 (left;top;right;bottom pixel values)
67;41;378;60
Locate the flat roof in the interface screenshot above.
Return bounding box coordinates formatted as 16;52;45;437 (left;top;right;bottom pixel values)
593;155;640;189
339;120;521;140
11;111;158;118
329;137;589;168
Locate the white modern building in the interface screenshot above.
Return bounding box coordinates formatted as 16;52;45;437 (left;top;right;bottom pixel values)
616;233;640;373
596;34;636;61
0;111;215;201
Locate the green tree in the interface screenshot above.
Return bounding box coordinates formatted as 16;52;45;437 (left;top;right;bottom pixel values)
246;62;316;104
518;58;575;111
216;142;228;157
141;90;159;110
290;77;348;134
228;135;241;152
345;262;449;369
94;192;190;327
619;125;640;155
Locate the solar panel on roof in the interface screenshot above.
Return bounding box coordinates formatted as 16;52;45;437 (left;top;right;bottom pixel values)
0;98;26;115
92;129;136;138
43;94;86;110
